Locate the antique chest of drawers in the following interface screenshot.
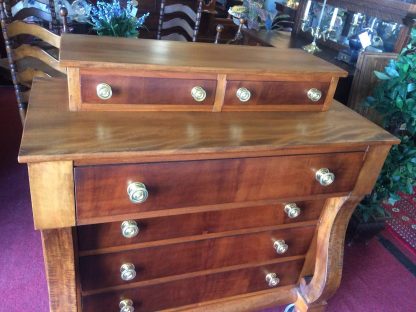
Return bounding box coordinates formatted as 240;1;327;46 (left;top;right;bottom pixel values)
19;77;398;312
60;34;347;112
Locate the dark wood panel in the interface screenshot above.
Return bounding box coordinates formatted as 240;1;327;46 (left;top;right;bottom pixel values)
224;81;329;106
81;260;304;311
80;71;217;105
79;226;314;290
77;200;325;251
75;153;364;220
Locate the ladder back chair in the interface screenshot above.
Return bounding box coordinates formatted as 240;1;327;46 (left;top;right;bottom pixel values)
0;0;67;124
157;0;203;42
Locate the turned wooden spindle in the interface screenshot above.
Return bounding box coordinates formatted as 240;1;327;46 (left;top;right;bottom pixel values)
193;0;203;42
60;7;68;33
215;24;224;44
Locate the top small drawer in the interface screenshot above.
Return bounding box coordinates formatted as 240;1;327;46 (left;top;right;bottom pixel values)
74;152;364;221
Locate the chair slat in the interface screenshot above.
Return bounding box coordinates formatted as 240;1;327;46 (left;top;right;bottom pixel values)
162;17;194;39
17;67;50;86
164;4;197;21
8;20;60;48
161;32;188;42
13;44;65;73
13;7;52;23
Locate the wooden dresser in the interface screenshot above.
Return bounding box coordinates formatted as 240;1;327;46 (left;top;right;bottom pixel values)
19;76;398;312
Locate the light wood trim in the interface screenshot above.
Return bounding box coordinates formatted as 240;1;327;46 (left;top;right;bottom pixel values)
67;67;81;111
322;77;339;111
41;228;77;312
226;73;337;82
13;44;65;74
28;161;75;229
8;20;60;48
222;104;323;112
80;103;214;112
164;287;297;312
213;74;226;112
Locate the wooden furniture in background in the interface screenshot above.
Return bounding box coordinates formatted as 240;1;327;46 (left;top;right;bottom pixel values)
0;0;67;123
60;33;347;112
19;77;398;311
347;52;397;119
157;0;203;41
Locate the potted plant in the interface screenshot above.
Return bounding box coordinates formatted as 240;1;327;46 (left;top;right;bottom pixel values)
347;28;416;244
90;0;149;37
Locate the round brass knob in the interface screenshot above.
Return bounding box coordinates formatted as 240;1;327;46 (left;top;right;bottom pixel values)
307;88;322;102
273;240;288;254
236;87;251;102
316;168;335;186
96;83;113;100
127;182;148;204
120;263;136;281
119;299;135;312
284;203;301;219
191;86;207;102
121;220;140;238
265;273;280;287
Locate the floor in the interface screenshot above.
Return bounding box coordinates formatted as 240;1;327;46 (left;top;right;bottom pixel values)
0;86;415;311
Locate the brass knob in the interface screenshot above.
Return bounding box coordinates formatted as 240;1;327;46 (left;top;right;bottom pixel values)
119;299;135;312
236;87;251;102
96;83;113;100
316;168;335;186
120;263;136;281
191;86;207;102
273;240;288;254
284;203;301;219
307;88;322;102
127;182;148;204
121;220;140;238
265;273;280;287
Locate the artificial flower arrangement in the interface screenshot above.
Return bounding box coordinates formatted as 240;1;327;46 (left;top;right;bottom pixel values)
90;0;149;37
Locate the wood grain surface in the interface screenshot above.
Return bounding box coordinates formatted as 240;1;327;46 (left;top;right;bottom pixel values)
74;152;364;220
79;226;314;291
60;34;347;78
77;200;325;251
18;78;399;164
81;260;304;311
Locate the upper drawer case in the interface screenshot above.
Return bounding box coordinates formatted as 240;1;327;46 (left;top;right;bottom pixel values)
60;34;348;112
75;152;364;221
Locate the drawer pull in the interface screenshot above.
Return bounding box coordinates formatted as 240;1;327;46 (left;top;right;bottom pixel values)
119;299;135;312
316;168;335;186
120;263;136;281
96;83;113;100
236;87;251;102
121;220;140;238
127;182;148;204
307;88;322;102
265;273;280;287
273;240;288;254
284;203;301;219
191;86;207;102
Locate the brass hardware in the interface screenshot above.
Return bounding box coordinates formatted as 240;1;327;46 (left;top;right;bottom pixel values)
236;87;251;102
121;220;140;238
316;168;335;186
96;83;113;100
265;273;280;287
127;182;148;204
284;203;301;219
307;88;322;102
191;86;207;102
120;263;136;281
273;240;288;254
119;299;135;312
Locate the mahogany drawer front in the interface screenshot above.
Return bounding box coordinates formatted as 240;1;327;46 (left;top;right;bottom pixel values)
75;152;364;220
223;80;330;106
77;200;325;251
79;226;314;291
80;71;217;106
81;259;304;311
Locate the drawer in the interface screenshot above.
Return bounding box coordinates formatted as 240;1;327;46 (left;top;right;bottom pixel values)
79;226;314;290
75;152;364;220
78;200;325;251
81;259;304;311
79;69;217;106
223;80;330;106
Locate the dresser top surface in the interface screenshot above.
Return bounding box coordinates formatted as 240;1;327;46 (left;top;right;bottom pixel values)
18;78;398;163
59;34;347;77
